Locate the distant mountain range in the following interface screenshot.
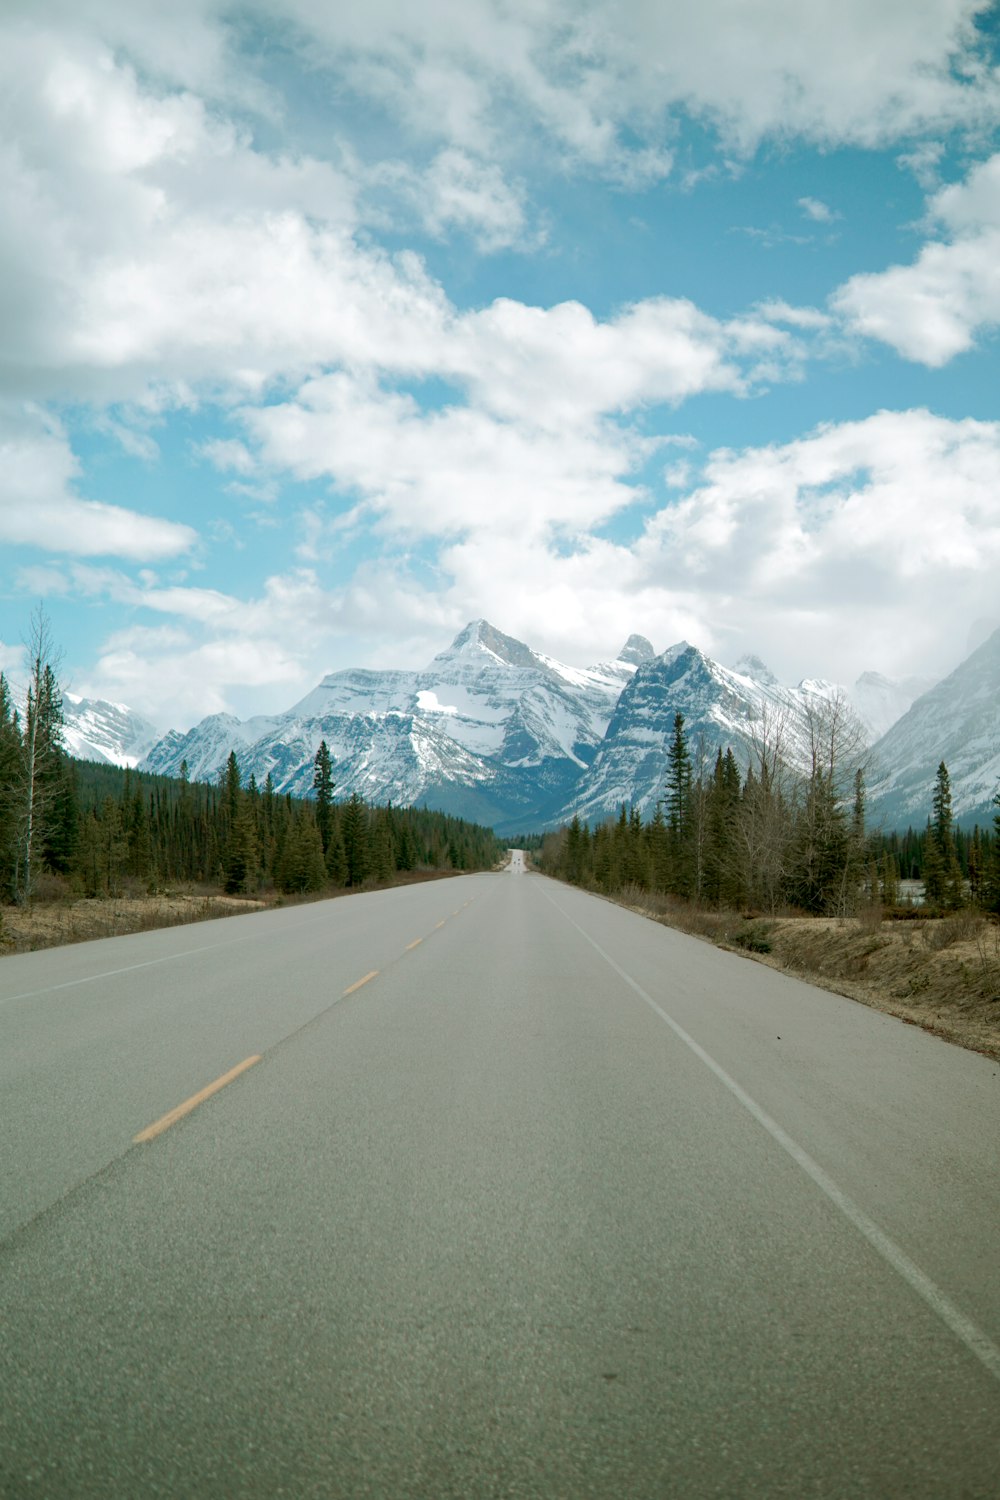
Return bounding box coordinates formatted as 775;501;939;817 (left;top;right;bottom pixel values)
61;621;1000;832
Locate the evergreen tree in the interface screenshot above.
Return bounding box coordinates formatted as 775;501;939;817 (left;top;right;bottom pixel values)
275;809;326;893
986;789;1000;913
325;823;348;886
371;807;395;882
664;713;693;893
11;614;67;902
312;741;335;855
565;814;588;885
341;794;370;886
924;761;963;909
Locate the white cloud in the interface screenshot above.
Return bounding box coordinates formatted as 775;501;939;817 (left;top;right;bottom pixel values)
0;406;196;560
242;370;650;541
41;409;1000;725
277;0;1000;164
834;152;1000;364
0;3;994;415
635;409;1000;681
0;639;25;676
198;438;258;476
799;196;837;223
369;148;534;251
74;568;338;723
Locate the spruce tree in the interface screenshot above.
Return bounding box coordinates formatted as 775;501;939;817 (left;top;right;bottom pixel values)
312;741;335;855
13;614;67;903
664;712;693;895
341;794;369;886
925;761;963;910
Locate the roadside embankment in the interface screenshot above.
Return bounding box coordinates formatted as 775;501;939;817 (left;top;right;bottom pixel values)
612;885;1000;1062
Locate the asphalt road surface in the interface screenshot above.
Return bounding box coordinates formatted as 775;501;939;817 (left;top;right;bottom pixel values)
2;859;999;1497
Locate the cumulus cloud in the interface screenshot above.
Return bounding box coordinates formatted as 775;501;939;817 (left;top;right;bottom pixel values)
69;567;336;723
0;406;196;560
635;409;1000;680
276;0;1000;163
367;148;535;251
834;152;1000;363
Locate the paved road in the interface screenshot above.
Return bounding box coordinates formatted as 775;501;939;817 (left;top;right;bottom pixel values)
1;861;999;1497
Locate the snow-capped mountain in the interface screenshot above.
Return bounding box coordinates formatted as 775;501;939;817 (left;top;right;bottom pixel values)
867;627;1000;828
141;621;651;831
850;671;935;742
131;617;995;832
61;694;161;767
554;643;866;826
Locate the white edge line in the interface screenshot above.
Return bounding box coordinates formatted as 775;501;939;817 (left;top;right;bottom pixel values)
0;940;245;1007
544;888;1000;1386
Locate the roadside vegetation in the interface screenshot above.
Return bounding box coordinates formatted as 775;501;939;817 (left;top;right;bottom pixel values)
536;708;1000;1060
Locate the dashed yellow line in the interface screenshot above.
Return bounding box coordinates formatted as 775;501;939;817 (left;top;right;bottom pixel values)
405;938;423;950
434;920;445;930
343;970;379;995
134;1055;261;1143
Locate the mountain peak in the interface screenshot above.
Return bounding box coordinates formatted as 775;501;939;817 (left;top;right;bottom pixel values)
732;653;779;686
438;620;539;669
618;634;655;666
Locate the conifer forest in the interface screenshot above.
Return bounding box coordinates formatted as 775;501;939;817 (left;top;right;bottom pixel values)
0;628;502;906
537;712;1000;917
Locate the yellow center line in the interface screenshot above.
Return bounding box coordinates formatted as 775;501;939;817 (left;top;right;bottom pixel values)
434;920;445;929
134;1055;261;1144
343;970;379;995
405;938;423;950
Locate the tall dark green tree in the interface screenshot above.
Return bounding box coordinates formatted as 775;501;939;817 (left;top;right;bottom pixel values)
924;761;963;909
565;814;588;885
12;612;68;903
312;741;335;855
341;794;370;887
664;712;693;895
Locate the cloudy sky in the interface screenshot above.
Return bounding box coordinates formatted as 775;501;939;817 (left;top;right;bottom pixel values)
2;0;1000;728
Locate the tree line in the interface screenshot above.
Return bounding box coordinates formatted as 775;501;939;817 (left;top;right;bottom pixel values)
0;621;501;904
537;707;1000;917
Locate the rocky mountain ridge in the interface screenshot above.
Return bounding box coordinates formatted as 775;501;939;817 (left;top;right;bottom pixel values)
61;621;999;832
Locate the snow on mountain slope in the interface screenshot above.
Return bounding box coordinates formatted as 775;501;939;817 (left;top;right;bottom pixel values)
62;694;161;768
867;628;1000;828
141;620;644;822
129;620;994;833
556;643;864;827
850;671;936;742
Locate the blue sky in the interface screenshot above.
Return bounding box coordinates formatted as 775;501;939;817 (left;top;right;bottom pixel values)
2;0;1000;729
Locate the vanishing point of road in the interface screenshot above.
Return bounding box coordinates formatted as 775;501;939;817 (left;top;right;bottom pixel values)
1;856;998;1497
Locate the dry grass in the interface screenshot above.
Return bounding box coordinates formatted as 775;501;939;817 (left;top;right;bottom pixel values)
613;884;1000;1062
0;867;470;957
0;890;273;953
